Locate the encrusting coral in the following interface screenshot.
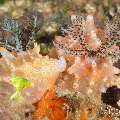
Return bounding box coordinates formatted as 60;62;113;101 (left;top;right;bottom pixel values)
0;43;66;103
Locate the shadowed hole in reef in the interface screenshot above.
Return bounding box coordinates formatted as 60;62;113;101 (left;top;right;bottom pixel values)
0;53;2;58
25;111;33;118
114;59;120;69
101;86;120;109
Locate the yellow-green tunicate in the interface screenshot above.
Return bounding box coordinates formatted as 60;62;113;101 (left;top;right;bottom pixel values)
10;76;32;101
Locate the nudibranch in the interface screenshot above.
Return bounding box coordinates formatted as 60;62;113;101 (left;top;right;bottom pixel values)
53;14;120;90
54;14;120;119
54;14;120;62
0;44;66;103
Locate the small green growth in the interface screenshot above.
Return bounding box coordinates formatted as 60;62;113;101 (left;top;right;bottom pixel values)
10;76;32;101
40;43;49;55
0;0;5;5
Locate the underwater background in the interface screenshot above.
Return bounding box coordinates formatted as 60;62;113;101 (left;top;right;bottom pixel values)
0;0;120;120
